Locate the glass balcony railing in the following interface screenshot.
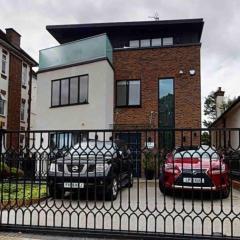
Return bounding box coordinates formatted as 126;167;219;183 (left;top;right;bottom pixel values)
39;34;113;71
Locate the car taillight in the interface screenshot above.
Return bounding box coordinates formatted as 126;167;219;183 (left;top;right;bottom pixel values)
208;164;226;175
164;163;181;175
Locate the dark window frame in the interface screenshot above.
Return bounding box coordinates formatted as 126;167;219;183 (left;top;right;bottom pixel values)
51;74;89;108
116;79;141;108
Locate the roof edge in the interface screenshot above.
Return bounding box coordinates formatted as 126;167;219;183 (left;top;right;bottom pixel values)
209;96;240;127
46;18;204;31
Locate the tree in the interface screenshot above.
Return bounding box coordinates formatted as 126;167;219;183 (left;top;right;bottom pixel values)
203;92;236;127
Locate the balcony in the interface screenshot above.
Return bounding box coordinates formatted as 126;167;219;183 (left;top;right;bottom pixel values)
39;34;113;71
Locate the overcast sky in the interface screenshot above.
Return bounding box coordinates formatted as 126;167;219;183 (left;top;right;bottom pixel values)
0;0;239;107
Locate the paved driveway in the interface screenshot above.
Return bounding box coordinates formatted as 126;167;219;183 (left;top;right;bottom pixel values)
1;180;240;237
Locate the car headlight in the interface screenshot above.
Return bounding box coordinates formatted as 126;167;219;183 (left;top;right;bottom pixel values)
50;163;58;172
95;163;110;173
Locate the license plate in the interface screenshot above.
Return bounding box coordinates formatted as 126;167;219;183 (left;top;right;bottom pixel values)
183;178;205;184
64;182;84;188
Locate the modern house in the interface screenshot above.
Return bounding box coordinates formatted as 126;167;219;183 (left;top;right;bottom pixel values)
37;19;204;175
0;28;37;148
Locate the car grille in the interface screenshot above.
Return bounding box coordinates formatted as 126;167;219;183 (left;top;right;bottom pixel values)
58;163;64;172
175;168;214;187
87;164;95;173
67;164;85;173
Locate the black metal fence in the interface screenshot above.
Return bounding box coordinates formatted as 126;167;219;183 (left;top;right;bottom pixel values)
0;128;240;239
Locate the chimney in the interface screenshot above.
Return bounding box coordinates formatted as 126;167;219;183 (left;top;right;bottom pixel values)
5;28;21;48
214;87;225;118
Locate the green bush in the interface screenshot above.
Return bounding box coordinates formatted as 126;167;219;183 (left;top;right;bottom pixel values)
0;162;24;178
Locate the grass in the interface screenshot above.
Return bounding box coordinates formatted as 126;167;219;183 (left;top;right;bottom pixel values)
0;183;47;201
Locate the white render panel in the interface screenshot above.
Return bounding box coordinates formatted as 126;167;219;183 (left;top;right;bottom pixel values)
36;60;114;131
225;104;240;150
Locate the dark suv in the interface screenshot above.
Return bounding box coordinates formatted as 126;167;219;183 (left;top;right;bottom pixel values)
47;140;133;200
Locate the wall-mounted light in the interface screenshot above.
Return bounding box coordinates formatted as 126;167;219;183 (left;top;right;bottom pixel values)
189;69;196;76
179;70;184;75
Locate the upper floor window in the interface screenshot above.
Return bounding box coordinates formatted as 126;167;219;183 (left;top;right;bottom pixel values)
22;63;28;87
51;75;89;107
20;100;25;121
152;38;162;46
116;80;140;107
140;39;150;47
129;40;139;48
1;51;7;75
163;37;173;46
0;93;6;116
129;37;173;48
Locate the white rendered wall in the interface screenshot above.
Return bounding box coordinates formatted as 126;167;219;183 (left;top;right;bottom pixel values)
36;60;114;132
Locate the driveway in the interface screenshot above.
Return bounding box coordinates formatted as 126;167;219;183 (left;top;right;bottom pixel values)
1;180;240;237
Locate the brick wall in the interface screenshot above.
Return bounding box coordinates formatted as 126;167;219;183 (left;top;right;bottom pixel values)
7;53;22;148
113;45;201;130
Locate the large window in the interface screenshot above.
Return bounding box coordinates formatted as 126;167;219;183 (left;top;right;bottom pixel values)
116;80;140;107
20;101;25;121
51;75;89;107
0;93;6;115
159;78;174;127
1;51;7;75
159;78;174;149
22;63;28;87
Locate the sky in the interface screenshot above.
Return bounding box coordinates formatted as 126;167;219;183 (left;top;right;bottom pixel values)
0;0;239;111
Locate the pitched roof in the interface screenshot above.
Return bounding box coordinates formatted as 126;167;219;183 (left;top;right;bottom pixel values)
0;29;38;66
210;96;240;127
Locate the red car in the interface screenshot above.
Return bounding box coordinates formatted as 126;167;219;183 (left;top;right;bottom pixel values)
159;146;230;198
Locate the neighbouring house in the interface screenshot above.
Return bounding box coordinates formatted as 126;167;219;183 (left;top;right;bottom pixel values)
0;28;38;148
210;88;240;149
210;88;240;181
36;19;204;176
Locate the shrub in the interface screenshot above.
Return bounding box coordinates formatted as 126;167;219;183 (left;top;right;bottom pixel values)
0;162;24;178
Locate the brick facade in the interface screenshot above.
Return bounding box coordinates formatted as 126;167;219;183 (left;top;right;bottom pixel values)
7;53;22;131
113;45;201;130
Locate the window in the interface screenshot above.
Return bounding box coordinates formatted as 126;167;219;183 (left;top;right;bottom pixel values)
159;78;174;148
60;79;69;105
22;64;28;87
1;52;7;75
52;81;60;106
0;94;5;115
116;80;140;107
51;75;89;107
159;78;174;127
129;40;139;48
20;101;25;121
152;38;162;46
162;37;173;46
140;39;150;47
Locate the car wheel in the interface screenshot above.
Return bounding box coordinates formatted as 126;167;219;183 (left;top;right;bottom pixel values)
159;181;165;193
49;185;64;199
220;187;230;199
105;177;119;201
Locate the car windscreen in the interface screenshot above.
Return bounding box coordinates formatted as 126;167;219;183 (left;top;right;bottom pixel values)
68;141;117;159
174;148;220;160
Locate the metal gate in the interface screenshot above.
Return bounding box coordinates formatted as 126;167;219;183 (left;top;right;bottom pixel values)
0;128;240;239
